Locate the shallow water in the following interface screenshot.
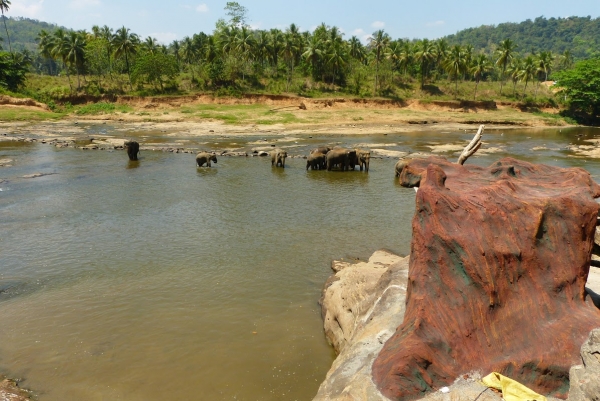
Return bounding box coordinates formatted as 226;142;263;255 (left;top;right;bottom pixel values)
0;125;599;400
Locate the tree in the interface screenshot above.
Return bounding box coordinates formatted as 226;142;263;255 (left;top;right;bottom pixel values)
554;58;600;122
414;39;435;89
64;30;86;90
519;55;537;97
0;50;29;90
444;45;465;97
471;54;492;100
224;2;248;27
112;26;139;90
132;51;178;92
0;0;11;52
495;38;517;95
369;29;389;94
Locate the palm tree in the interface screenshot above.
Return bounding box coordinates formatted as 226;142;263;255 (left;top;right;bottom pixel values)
506;57;523;96
463;44;474;80
433;39;449;80
37;29;55;75
235;26;255;81
444;45;465;97
302;33;323;81
348;36;365;63
398;41;413;80
51;28;73;91
112;26;139;90
414;39;435;89
99;26;113;79
386;40;402;83
142;36;159;54
181;36;197;85
64;31;86;90
254;30;270;69
471;54;492;100
559;50;573;70
369;29;389;94
0;0;11;52
519;55;537;97
268;29;284;74
495;38;517;95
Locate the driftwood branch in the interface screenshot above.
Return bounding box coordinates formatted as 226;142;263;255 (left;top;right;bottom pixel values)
457;124;484;165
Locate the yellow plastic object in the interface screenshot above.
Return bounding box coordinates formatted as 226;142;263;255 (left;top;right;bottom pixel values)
481;372;547;401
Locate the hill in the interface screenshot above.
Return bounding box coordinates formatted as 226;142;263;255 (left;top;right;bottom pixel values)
0;16;65;52
443;16;600;59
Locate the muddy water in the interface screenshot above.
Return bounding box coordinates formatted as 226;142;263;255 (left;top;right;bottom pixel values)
0;125;599;400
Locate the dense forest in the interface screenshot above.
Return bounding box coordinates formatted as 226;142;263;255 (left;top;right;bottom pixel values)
445;16;600;59
0;5;598;122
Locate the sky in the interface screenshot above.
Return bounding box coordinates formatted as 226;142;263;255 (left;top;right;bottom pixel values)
7;0;600;44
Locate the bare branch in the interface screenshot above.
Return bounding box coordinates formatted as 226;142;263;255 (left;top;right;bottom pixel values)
457;124;485;165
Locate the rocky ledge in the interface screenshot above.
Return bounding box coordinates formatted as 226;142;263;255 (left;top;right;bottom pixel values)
316;250;600;401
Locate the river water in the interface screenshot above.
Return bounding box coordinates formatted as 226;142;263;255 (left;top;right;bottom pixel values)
0;125;599;400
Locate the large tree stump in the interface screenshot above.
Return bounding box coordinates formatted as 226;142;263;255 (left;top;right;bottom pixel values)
375;157;600;400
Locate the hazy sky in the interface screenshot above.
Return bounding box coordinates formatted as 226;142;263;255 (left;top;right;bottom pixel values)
7;0;600;44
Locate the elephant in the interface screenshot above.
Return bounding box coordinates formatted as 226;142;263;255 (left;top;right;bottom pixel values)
310;146;331;155
355;149;371;172
395;159;407;177
124;141;140;161
306;152;327;170
326;148;356;171
271;148;288;167
196;152;218;167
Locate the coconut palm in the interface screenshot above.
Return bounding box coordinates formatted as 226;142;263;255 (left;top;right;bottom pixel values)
181;36;197;84
112;26;139;90
37;29;55;75
495;38;518;95
506;57;523;96
235;26;255;81
444;45;466;97
302;33;323;81
51;28;73;91
519;55;537;97
63;30;87;90
471;54;492;100
142;37;159;55
253;30;270;69
348;36;365;63
559;50;573;70
433;39;449;80
414;39;436;89
268;28;284;73
0;0;11;52
369;29;390;94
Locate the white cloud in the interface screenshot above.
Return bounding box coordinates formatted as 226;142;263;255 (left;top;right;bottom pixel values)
69;0;101;10
150;32;178;44
426;20;445;27
196;3;208;13
352;28;365;36
9;0;44;18
371;21;385;28
249;22;262;30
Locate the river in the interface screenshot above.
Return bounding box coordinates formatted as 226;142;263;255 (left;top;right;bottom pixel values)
0;124;599;400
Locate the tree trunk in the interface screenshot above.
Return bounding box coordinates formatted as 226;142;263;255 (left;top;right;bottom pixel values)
2;14;11;53
474;81;478;100
125;52;133;91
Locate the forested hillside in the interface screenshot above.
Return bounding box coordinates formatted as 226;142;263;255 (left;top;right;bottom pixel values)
444;16;600;59
0;16;64;52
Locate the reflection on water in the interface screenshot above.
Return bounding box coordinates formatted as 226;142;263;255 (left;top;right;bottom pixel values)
0;125;600;400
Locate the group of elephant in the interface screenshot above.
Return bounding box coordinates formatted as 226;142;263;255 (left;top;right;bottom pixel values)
305;146;371;172
125;140;373;173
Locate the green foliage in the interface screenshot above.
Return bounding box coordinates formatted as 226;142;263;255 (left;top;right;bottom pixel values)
0;51;30;90
554;57;600;122
445;16;600;60
131;51;178;92
74;102;131;115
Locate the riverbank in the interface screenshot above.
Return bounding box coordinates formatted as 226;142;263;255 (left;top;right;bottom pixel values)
0;94;573;132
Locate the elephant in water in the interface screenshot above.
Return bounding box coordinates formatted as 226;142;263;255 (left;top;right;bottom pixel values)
310;146;331;156
196;152;218;167
124;141;140;161
307;152;326;170
271;148;288;167
355;149;371;172
326;148;356;171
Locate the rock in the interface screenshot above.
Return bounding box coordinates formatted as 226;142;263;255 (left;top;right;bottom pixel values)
257;151;269;157
0;158;13;167
314;250;408;400
568;328;600;401
0;378;31;401
374;157;600;400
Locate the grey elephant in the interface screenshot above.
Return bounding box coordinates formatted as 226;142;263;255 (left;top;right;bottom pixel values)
306;152;327;170
326;148;356;171
271;148;288;167
355;149;371;172
310;146;331;156
124;141;140;161
196;152;218;167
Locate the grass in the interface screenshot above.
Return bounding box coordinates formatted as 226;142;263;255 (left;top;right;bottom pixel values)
0;108;64;121
74;102;132;115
